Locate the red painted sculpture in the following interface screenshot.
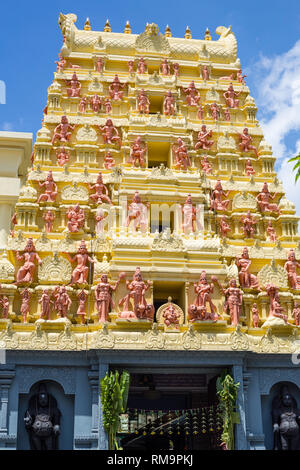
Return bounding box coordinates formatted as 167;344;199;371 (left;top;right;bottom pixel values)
95;273;124;322
55;53;66;73
118;267;154;320
239;128;258;157
245;159;255;176
96;57;104;73
137;57;147;74
236;247;260;289
224;108;231;122
99;119;121;146
237;69;247;85
67;204;85;233
20;288;32;322
200;155;213;174
197;105;204;120
16;237;42;285
103;151;115;169
173;63;180;77
266;221;277;242
104;98;112;114
128;60;135;73
293;302;300;326
182;194;201;233
95;206;107;234
37;171;58;203
173;138;191;170
284;249;300;290
0;295;9;319
163;303;180;328
126;192;148;232
39;289;54;320
89;172;112;204
181;81;201;106
128;136;147;168
210;102;220;121
137;89;150;114
266;284;288;323
56;146;70;166
163;91;176;116
109;74;126;101
43;210;55;233
79;96;88;113
256;182;281;214
241;211;257;238
224;279;243;326
223;83;241;109
195;125;214;150
51;116;76;145
66;72;81;97
160;59;171;76
91;94;102;113
188;271;218;322
54;286;72;318
210;180;230;211
219;216;231;237
76;289;88;324
252;303;260;328
66;240;95;285
202;65;210;81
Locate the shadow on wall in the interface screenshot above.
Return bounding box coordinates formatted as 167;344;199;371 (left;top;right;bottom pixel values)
17;380;74;450
261;381;300;450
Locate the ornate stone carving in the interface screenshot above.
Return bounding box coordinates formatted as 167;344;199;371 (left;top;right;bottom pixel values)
232;192;257;210
91;323;115;349
230;325;249;350
0;252;15;282
38;253;72;284
145;323;165;349
156;298;184;328
152;229;184;252
217;133;236;152
93;255;110;281
182;325;202;350
61;184;89;202
76;125;98;143
135;24;170;53
257;260;288;289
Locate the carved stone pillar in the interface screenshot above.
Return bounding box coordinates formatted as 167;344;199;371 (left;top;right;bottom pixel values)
232;364;248;450
0;369;15;434
88;364;100;436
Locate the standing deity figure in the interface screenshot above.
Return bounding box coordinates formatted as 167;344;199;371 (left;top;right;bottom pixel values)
20;288;32;322
16;237;42;285
252;303;260;328
235;247;260;289
65;240;95;285
266;221;277;242
223;279;243;326
241;211;257;238
224;108;231;122
172;63;180;77
197;104;204;121
266;284;288;323
103;151;115;169
66;204;85;233
128;136;147;168
66;72;81;97
210;180;230;211
210;102;220;121
54;286;72;318
219;215;231;237
0;295;9;319
128;60;135;73
51;115;76;145
109;74;126;101
182;194;201;234
293;302;300;326
39;289;54;320
245;158;255;176
10;212;17;237
239;128;258;157
99;119;121;146
223;83;241;108
181;81;201;106
95;206;107;234
137;57;147;74
188;271;218;322
137;89;150;114
284;249;300;290
163;91;176;116
173;138;191;170
89;172;112;204
56;146;70;166
272;386;300;451
104;98;112;114
37;171;58;204
95;273;124;322
200;155;213;174
201;65;210;81
55;53;67;73
43;210;55;233
90;94;102;113
194;125;214;150
95;57;104;73
160;59;171;76
126;192;148;232
162;303;180;328
118;267;154;320
76;290;88;324
79;96;88;113
256;182;281;214
237;69;247;85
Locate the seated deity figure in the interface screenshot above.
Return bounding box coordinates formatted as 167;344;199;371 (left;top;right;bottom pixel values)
99;119;121;146
16;237;42;285
182;194;202;234
109;74;126;101
163;91;176;116
235;247;260;289
51;115;76;145
241;211;257;238
90;94;102;113
256;182;281;214
173;138;191;170
200;155;213;175
103;151;115;170
160;59;171;76
284;249;300;290
219;215;231;238
237;69;247;85
66;72;81;97
53;286;72;318
137;89;150;114
188;271;218;322
223;83;241;108
181;81;201;106
95;273;124;322
266;284;288;323
65;240;95;285
239;128;258;157
118;267;154;320
210;180;230;211
55;53;67;73
37;171;58;204
126;191;148;232
56;146;70;166
266;220;277;242
272;385;300;450
89;171;112;204
194;125;214;150
245;159;255;176
66;204;85;233
162;304;180;328
128;137;147;168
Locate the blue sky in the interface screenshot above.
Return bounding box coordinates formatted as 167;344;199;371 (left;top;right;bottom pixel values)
1;0;300;210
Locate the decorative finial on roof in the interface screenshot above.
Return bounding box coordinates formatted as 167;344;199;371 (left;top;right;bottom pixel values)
84;18;91;31
104;19;111;32
205;27;212;40
164;24;172;37
124;20;131;34
184;26;192;39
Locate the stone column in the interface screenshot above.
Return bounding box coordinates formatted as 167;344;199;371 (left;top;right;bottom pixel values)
88;364;100;438
232;364;248;450
0;204;12;249
0;369;15;434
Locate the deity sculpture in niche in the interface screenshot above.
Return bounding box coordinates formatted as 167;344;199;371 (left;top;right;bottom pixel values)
266;284;288;323
173;63;180;77
76;289;88;324
284;249;300;290
210;102;220;121
266;221;277;242
235;247;260;289
272;385;300;450
239;128;258;157
43;210;55;233
181;81;201;106
210;180;230;211
256;182;281;214
162;302;180;328
223;83;241;109
173;138;191;170
39;289;54;320
65;240;95;285
20;288;32;322
163;91;176;116
137;89;150;114
160;59;171;76
219;215;231;238
118;267;154;320
95;273;124;322
99;119;121;146
95;57;104;73
0;294;9;319
128;136;147;168
24;383;61;450
241;211;257;238
194;125;214;150
293;302;300;326
224;108;231;122
213;277;243;326
125;191;148;232
137;57;147;74
95;206;108;235
56;146;70;166
200;155;213;175
104;98;112;114
90;94;102;113
188;271;218;322
51;115;76;145
182;194;202;234
66;204;85;233
79;96;88;113
197;104;204;121
245;159;255;176
201;65;210;81
103;151;115;170
53;286;72;318
16;237;42;285
37;171;58;204
109;74;126;101
128;60;135;73
66;72;81;97
251;303;260;328
89;171;112;204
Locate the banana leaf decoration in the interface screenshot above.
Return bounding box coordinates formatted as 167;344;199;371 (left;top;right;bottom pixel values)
216;371;240;450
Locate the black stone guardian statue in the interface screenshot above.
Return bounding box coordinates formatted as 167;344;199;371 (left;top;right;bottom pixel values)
272;385;300;450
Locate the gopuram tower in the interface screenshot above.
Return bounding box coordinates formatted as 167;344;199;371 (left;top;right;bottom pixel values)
0;13;300;451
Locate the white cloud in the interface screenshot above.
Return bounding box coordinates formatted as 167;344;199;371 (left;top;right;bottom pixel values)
1;122;13;131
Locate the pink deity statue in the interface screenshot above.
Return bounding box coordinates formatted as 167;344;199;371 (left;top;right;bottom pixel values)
16;237;42;285
66;240;95;285
20;288;32;322
160;59;171;76
51;115;76;145
103;151;115;169
67;204;85;233
197;105;204;121
239;128;258;157
95;273;124;322
181;81;201;106
194;125;214;150
163;91;176;116
266;220;277;242
200;155;213;174
256;182;281;214
54;286;72;318
252;303;260;328
43;210;55;233
223;83;241;109
118;267;154;320
90;94;102;113
128;136;147;168
95;57;104;73
284;249;300;290
224;108;231;122
162;303;180;328
182;194;201;234
137;57;147;74
79;96;88;113
237;69;247;85
39;289;54;320
241;211;257;238
173;138;191;170
109;74;126;101
89;172;112;204
235;247;260;289
266;284;288;323
56;146;70;166
99;119;121;146
128;60;135;73
188;271;218;322
219;216;231;237
293;302;300;326
104;98;112;114
224;279;243;326
137;89;150;114
95;206;107;234
66;72;81;97
76;289;88;324
37;171;58;204
0;295;9;319
210;180;230;211
10;212;17;237
245;159;255;176
126;192;148;232
172;63;180;77
201;65;210;81
210;102;220;121
55;53;67;73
